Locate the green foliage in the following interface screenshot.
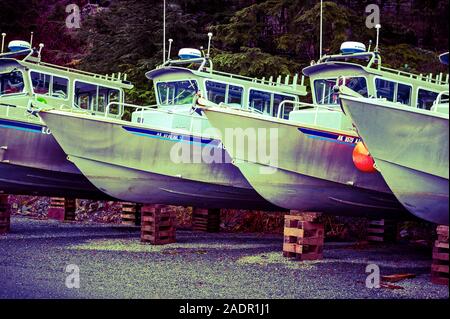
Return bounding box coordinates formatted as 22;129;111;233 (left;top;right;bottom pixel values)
213;47;300;78
2;0;447;104
381;44;448;75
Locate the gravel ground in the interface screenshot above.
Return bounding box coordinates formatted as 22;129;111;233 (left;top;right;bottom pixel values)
0;216;448;299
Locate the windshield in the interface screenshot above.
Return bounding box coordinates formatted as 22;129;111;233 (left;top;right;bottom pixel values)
314;77;368;105
157;80;198;106
0;70;25;96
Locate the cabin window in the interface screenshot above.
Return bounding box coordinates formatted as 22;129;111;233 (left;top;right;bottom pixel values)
206;81;226;104
157;80;198;106
396;83;412;105
228;85;243;106
273;94;295;119
249;89;296;117
30;72;69;99
74;81;120;114
375;78;412;106
0;71;25;95
205;81;243;107
417;89;440;110
315;77;368;105
52;76;69;99
249;90;271;114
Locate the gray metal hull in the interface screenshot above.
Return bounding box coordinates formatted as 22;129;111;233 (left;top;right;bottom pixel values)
39;111;282;210
340;96;449;225
0;117;113;199
204;108;410;218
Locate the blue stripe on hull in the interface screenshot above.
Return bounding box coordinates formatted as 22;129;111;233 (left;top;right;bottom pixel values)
122;125;221;147
0;119;43;134
298;127;361;146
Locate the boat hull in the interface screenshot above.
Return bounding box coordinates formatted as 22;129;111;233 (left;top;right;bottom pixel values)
38;111;282;210
203;108;410;218
0;117;113;199
340;96;449;225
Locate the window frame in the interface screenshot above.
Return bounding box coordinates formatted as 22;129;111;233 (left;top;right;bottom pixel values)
29;70;70;101
155;79;200;107
0;69;27;96
248;87;298;117
373;76;413;106
313;77;369;106
416;87;444;110
73;79;123;115
204;79;245;107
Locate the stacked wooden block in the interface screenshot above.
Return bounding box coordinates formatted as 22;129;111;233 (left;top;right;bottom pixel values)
283;214;324;261
121;202;142;226
141;205;176;245
47;197;76;221
192;208;220;233
0;195;10;234
432;225;449;285
367;219;397;243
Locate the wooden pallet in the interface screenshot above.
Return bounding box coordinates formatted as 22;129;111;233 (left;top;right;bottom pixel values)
283;214;324;261
192;208;220;233
0;195;10;234
141;205;176;245
47;197;76;221
121;202;142;226
432;226;449;286
367;219;397;243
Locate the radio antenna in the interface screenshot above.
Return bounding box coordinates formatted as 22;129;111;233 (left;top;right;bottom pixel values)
167;38;173;61
163;0;166;63
207;33;213;58
319;0;323;59
375;24;381;52
1;33;6;54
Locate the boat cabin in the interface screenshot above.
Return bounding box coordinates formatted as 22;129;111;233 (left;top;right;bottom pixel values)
0;39;133;123
295;42;449;131
131;48;308;134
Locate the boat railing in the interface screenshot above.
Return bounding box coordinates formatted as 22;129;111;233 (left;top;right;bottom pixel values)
277;100;341;125
105;102;159;121
431;91;449;113
0;99;46;125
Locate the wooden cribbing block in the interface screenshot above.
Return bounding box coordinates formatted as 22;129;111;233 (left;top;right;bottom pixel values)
121;202;142;226
0;195;11;234
283;214;324;261
141;205;176;245
192;208;220;233
432;225;449;286
367;219;397;243
47;197;76;221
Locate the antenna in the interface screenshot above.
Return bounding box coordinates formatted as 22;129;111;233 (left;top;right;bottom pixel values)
1;33;6;54
38;43;44;60
163;0;166;63
319;0;323;59
368;39;372;52
167;38;173;61
375;24;381;52
207;32;213;58
30;32;34;47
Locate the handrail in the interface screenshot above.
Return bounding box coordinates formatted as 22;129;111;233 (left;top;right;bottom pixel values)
277;100;341;125
431;90;449;113
105;102;158;120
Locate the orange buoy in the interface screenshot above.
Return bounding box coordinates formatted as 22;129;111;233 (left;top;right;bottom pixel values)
352;141;377;173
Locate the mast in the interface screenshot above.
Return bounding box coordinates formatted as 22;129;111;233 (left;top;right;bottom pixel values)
319;0;323;59
163;0;166;63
